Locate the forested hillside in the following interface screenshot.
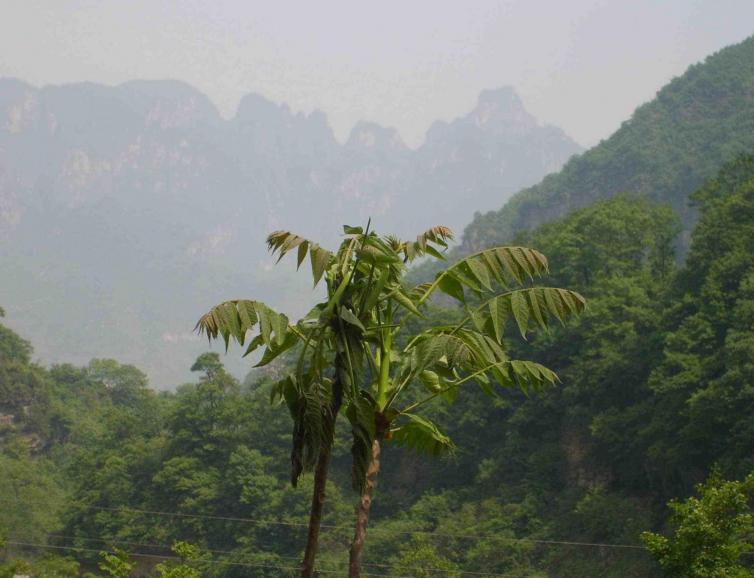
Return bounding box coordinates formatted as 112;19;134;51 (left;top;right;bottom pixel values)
463;34;754;251
3;154;753;577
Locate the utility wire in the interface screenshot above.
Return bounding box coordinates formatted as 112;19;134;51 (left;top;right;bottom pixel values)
43;533;531;577
52;501;647;550
4;541;420;578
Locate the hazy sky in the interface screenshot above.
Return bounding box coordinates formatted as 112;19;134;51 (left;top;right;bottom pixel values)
1;0;753;147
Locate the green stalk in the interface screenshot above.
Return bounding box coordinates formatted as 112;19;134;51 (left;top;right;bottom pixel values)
321;269;353;319
376;304;393;409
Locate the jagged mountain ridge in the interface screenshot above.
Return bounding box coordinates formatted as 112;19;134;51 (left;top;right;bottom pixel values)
0;79;580;385
462;34;754;251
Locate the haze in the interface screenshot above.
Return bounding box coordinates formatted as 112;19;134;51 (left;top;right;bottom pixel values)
2;0;753;148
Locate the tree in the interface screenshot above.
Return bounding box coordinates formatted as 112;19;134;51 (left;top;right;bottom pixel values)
197;224;378;577
153;542;205;578
393;536;461;578
197;224;584;577
99;548;135;578
642;471;754;578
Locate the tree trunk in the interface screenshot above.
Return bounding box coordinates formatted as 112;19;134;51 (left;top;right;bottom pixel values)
301;443;332;578
348;437;382;578
301;373;343;578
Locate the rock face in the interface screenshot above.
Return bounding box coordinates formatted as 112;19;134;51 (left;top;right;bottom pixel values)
0;79;580;385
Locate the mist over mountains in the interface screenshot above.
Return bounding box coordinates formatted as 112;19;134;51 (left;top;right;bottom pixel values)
0;79;580;385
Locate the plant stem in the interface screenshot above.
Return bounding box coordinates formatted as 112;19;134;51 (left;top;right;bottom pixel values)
301;371;343;578
301;442;332;578
348;437;382;578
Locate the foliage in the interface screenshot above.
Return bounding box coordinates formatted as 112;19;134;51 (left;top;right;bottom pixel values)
198;225;583;492
198;223;583;576
153;542;205;578
99;548;135;578
0;556;79;578
393;536;461;578
2;155;754;577
642;472;754;578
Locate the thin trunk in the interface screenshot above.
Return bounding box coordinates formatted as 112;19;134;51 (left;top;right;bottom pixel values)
301;373;343;578
301;442;332;578
348;438;382;578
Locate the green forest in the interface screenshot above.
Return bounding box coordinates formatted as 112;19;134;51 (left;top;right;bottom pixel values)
2;152;754;576
3;32;754;578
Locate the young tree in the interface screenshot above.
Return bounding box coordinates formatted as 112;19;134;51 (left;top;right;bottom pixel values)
196;224;585;577
197;224;377;577
642;472;754;578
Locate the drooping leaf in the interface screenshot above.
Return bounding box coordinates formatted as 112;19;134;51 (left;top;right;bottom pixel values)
339;307;366;332
391;287;424;317
417;246;550;305
401;225;454;262
195;300;294;352
310;245;332;287
436;274;465;302
510;290;530;338
347;393;377;492
254;331;299;366
390;414;455;456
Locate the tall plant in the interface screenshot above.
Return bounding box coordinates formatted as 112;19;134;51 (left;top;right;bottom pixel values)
337;232;584;576
197;225;364;577
196;224;585;577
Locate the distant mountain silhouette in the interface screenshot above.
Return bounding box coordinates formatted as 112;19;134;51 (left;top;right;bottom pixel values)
0;79;580;385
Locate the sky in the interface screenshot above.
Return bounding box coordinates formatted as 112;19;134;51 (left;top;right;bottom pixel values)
1;0;753;148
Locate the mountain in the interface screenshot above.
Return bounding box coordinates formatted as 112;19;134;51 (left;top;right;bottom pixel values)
462;35;754;251
0;80;579;385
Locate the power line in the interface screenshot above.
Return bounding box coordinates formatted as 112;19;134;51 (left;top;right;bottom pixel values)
4;541;419;578
56;502;647;550
44;533;529;577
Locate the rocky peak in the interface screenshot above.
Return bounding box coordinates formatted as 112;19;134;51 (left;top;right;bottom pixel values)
425;86;538;147
118;79;220;129
234;92;284;124
233;93;336;152
345;121;408;156
472;86;537;130
0;78;40;134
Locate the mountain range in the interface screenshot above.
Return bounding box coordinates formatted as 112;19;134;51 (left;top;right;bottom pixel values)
462;35;754;251
0;80;580;385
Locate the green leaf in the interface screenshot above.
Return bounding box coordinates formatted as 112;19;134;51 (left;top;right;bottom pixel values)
418;370;442;392
392;287;423;317
543;287;565;323
362;270;390;313
528;289;547;329
495;248;524;284
339;307;366;332
255;331;299;366
468;306;487;333
296;241;309;269
510;291;530;338
243;334;265;358
390;414;454;456
310;245;331;287
489;295;509;342
423;245;446;260
437;274;465;302
467;258;492;291
346;393;377;491
454;263;483;293
507;360;559;393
